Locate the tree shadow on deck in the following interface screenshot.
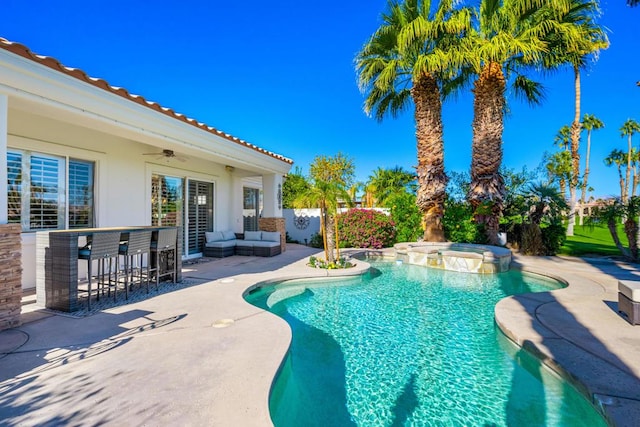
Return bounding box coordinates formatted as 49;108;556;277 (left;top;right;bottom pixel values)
0;310;186;425
499;256;640;426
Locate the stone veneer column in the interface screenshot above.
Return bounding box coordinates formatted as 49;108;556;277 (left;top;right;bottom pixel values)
0;224;22;331
259;217;286;253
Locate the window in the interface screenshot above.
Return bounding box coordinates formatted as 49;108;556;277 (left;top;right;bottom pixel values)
7;150;95;231
68;159;94;228
243;187;260;232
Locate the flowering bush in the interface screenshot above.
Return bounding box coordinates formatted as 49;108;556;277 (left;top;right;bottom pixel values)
337;208;396;249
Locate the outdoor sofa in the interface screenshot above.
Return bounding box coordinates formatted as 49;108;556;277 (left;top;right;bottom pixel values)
203;230;282;258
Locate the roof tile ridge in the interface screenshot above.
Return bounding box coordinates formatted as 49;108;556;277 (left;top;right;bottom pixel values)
0;36;293;164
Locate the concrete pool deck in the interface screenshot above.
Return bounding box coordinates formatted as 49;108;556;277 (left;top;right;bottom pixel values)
0;244;639;426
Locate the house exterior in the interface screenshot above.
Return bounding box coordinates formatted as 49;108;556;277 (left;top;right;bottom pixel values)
0;37;293;300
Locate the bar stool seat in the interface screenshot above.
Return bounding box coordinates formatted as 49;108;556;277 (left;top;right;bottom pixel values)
119;230;152;298
78;231;122;310
150;228;178;289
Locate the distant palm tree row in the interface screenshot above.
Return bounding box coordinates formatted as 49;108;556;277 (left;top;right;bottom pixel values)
356;0;607;244
546;116;640;206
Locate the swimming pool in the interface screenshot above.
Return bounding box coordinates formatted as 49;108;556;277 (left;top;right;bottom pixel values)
245;261;606;426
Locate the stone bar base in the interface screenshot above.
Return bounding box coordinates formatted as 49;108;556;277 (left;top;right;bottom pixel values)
0;223;22;331
259;217;286;253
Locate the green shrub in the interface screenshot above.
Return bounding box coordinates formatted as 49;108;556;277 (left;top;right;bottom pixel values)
309;232;324;248
337;208;396;249
541;222;566;255
443;199;486;244
387;192;423;242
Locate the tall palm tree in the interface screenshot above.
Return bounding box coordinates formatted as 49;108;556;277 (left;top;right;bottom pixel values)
580;113;604;205
356;0;469;242
621;119;640;202
543;0;608;236
464;0;555;245
604;148;628;200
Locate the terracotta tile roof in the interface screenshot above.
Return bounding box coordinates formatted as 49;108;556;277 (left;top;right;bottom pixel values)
0;37;293;165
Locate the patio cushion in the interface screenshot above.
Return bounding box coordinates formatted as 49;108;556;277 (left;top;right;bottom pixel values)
244;231;262;241
252;240;280;248
261;231;281;242
236;240;255;248
205;231;224;242
619;280;640;302
222;230;236;241
205;240;237;249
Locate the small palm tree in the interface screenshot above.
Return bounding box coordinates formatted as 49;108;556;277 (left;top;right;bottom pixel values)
524;183;568;226
580;113;604;205
621;119;640;202
594;197;640;261
367;166;416;207
546;150;572;198
604;148;628;201
293;180;352;263
554;125;572;151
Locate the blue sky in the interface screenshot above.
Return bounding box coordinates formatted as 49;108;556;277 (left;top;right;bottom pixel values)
2;0;638;198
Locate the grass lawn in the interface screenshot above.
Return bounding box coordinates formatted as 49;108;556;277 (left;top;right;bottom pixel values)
559;223;628;257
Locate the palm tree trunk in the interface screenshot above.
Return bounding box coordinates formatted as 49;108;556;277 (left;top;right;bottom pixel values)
469;62;506;245
320;205;329;262
325;212;336;264
625;134;632;203
567;66;581;237
334;215;340;260
412;73;447;242
579;129;592;226
608;218;631;259
618;166;625;201
581;129;592;205
624;217;639;261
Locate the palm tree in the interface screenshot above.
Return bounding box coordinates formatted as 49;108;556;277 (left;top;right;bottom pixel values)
464;0;555;245
546;150;572;197
524;183;568;226
367;166;416;207
542;0;608;236
356;0;470;242
293;180;352;263
604;148;628;200
580;113;604;205
621;119;640;202
554;125;571;151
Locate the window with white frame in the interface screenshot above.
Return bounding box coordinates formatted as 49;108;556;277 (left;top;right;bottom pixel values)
7;150;95;231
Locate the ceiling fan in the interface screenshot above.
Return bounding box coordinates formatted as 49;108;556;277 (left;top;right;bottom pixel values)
142;149;187;162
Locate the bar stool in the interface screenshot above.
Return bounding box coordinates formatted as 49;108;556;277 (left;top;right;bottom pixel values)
150;228;178;290
78;231;122;310
119;230;152;298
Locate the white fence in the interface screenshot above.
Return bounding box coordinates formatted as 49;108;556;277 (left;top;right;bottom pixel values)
283;208;390;245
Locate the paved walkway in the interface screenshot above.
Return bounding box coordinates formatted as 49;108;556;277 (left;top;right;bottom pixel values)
0;245;639;426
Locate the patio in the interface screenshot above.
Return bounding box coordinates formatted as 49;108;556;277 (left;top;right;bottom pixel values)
0;245;639;426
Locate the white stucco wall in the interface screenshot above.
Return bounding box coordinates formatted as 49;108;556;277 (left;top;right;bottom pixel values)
8;109;244;288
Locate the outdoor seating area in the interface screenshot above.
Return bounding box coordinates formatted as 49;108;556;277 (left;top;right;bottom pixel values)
36;226;182;313
203;230;282;258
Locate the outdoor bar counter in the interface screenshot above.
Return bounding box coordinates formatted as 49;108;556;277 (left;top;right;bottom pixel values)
36;226;182;312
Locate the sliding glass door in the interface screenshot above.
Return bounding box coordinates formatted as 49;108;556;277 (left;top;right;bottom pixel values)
187;180;214;255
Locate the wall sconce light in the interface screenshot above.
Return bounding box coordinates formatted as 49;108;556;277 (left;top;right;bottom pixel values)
225;165;235;173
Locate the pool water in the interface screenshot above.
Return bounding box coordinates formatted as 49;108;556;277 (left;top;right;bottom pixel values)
245;261;607;427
